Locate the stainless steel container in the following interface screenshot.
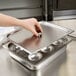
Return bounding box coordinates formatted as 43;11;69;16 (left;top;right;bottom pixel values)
7;21;73;70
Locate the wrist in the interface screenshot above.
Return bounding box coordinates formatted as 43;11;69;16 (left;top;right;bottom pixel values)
17;19;27;28
15;19;23;27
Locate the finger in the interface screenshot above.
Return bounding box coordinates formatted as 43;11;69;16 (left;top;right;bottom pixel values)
30;29;38;36
35;22;43;33
32;18;43;32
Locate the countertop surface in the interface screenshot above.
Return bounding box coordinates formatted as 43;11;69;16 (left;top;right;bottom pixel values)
0;20;76;76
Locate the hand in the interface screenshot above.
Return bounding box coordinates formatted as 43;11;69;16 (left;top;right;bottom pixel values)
0;14;43;36
20;18;43;36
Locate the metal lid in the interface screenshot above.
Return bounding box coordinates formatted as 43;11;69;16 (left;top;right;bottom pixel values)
8;21;73;53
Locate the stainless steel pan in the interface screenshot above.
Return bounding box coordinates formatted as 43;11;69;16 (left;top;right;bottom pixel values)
7;21;73;70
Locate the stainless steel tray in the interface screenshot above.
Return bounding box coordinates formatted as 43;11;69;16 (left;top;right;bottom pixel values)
7;21;73;70
8;21;73;53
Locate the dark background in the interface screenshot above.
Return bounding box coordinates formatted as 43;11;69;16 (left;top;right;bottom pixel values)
0;0;76;21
